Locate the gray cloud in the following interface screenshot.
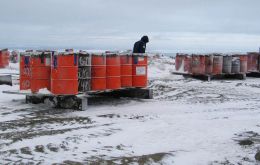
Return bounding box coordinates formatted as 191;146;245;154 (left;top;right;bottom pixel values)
0;0;260;52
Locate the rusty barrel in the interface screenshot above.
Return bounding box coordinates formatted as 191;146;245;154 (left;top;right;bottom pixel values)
239;55;247;73
20;53;31;90
106;53;121;90
30;52;51;93
132;53;148;88
0;49;10;68
184;56;192;73
51;52;78;95
191;55;205;75
231;56;240;73
205;55;213;74
91;53;106;91
222;56;232;74
78;52;91;92
247;52;259;72
120;53;132;87
212;55;223;75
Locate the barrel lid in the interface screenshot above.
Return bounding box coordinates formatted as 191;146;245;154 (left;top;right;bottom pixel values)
106;52;119;56
20;52;39;56
191;54;205;56
105;51;119;54
119;53;132;56
78;50;90;55
176;53;190;56
57;52;75;56
91;53;105;56
132;53;148;56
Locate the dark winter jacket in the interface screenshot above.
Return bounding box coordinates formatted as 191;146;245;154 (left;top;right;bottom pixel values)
133;36;149;53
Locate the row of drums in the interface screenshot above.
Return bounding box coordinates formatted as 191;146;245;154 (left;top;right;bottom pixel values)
175;53;249;75
20;51;148;95
78;52;148;93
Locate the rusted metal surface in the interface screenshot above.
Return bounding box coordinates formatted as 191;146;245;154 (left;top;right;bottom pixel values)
247;52;259;72
184;56;192;73
212;55;223;75
192;55;205;75
205;55;213;74
239;55;247;73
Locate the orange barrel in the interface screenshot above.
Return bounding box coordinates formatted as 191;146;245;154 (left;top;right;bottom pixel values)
132;53;148;88
191;55;205;75
30;52;51;93
205;55;213;74
247;52;259;72
212;55;223;75
184;55;192;73
20;53;31;90
106;53;121;90
78;52;91;92
120;53;132;87
91;53;106;91
51;52;78;95
238;55;247;73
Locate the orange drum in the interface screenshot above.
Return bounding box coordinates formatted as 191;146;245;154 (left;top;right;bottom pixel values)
20;53;31;90
120;54;133;87
51;52;78;95
132;53;148;88
91;53;106;91
30;52;51;93
106;53;121;90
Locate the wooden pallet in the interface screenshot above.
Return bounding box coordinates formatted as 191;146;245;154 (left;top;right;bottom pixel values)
247;71;260;78
171;71;246;81
3;88;153;111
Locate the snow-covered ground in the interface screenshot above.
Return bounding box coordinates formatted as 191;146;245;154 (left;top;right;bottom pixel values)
0;56;260;164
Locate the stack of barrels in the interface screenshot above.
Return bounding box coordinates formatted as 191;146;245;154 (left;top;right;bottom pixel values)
79;53;148;92
20;51;148;95
175;53;249;75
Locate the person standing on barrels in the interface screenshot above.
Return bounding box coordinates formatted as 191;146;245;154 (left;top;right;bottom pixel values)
133;36;149;53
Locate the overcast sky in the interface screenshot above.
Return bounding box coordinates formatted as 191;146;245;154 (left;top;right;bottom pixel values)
0;0;260;53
